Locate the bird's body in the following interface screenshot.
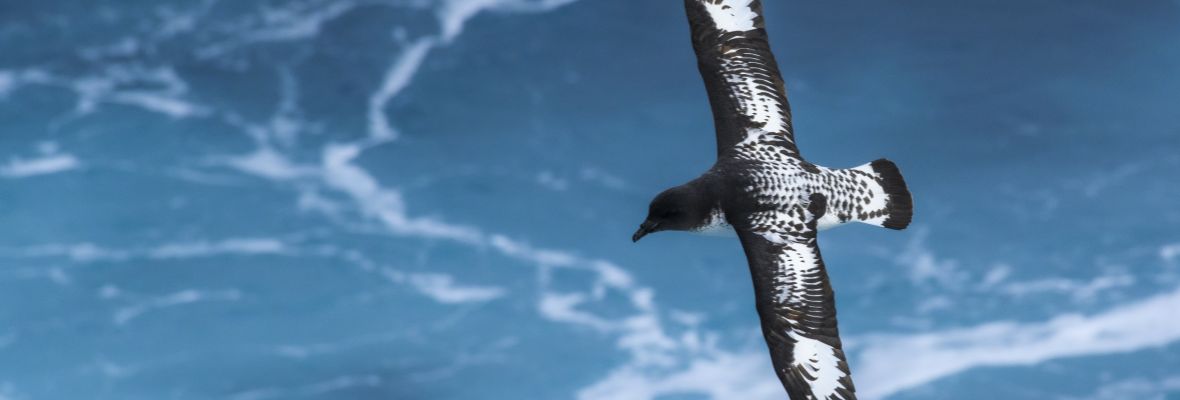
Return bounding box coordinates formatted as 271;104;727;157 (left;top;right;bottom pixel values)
631;1;914;399
654;150;909;238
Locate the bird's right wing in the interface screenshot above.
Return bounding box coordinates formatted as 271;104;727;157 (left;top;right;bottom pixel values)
684;0;799;158
735;195;857;400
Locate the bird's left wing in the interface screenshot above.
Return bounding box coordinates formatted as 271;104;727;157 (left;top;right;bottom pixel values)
735;195;857;400
684;0;799;157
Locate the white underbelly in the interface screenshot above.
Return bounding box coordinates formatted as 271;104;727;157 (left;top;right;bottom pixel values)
692;208;735;237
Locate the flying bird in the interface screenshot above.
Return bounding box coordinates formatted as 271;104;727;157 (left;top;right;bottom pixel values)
631;1;913;398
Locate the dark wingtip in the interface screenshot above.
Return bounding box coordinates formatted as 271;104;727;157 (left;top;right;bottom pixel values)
870;158;913;230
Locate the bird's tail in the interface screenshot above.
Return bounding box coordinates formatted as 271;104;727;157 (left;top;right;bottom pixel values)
856;159;912;229
818;159;912;230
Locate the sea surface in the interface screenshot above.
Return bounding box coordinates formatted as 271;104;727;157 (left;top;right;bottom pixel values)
2;1;1179;399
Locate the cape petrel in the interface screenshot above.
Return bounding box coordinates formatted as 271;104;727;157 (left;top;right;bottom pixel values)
632;1;913;398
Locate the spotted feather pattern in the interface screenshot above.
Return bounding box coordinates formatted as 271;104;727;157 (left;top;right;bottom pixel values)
682;14;913;397
814;164;893;230
685;0;798;156
722;140;905;232
670;1;913;399
736;198;856;400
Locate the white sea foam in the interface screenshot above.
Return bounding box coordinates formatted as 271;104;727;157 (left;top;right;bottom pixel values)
196;1;358;59
223;147;313;180
1081;162;1144;197
580;166;627;190
78;37;140;61
0;154;80;178
368;0;582;139
104;66;207;118
576;284;1180;399
487;234;578;267
1161;243;1180;263
305;107;684;395
438;0;580;42
894;228;965;288
578;350;780;400
245;2;357;45
0;69;52;99
147;238;287;259
978;263;1012;289
320;143;485;243
203;0;694;392
1000;274;1135;302
438;0;502;42
273;330;410;360
228;374;382;400
369;38;436;140
406;273;506;303
6;64;209;119
6;238;289;262
154;3;210;38
167;0;770;397
854;285;1180;399
536;170;570;191
113;289;242;325
898;232;1136;305
539;292;614;331
1064;375;1180;400
108;91;208;118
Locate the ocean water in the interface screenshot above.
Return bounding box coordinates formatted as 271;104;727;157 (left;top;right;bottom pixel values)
2;0;1179;399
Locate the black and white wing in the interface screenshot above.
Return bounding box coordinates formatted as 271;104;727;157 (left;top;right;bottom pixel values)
736;195;856;400
685;0;798;157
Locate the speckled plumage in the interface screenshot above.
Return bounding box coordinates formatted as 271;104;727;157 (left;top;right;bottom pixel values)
633;2;915;399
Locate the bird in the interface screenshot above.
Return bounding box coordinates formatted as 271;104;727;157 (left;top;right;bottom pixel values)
631;1;913;399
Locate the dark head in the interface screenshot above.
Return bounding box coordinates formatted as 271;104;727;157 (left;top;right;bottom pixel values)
632;184;713;242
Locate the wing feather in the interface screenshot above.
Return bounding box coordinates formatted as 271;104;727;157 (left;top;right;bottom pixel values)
735;196;857;399
684;0;798;157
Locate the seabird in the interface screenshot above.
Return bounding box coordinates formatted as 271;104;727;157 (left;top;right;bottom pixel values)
631;1;914;399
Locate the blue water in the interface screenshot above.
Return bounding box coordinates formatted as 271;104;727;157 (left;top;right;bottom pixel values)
2;1;1179;399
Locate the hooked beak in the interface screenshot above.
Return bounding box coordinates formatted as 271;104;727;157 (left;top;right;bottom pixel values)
631;221;659;242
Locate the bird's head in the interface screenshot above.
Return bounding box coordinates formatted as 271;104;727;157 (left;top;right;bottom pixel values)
632;185;709;242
